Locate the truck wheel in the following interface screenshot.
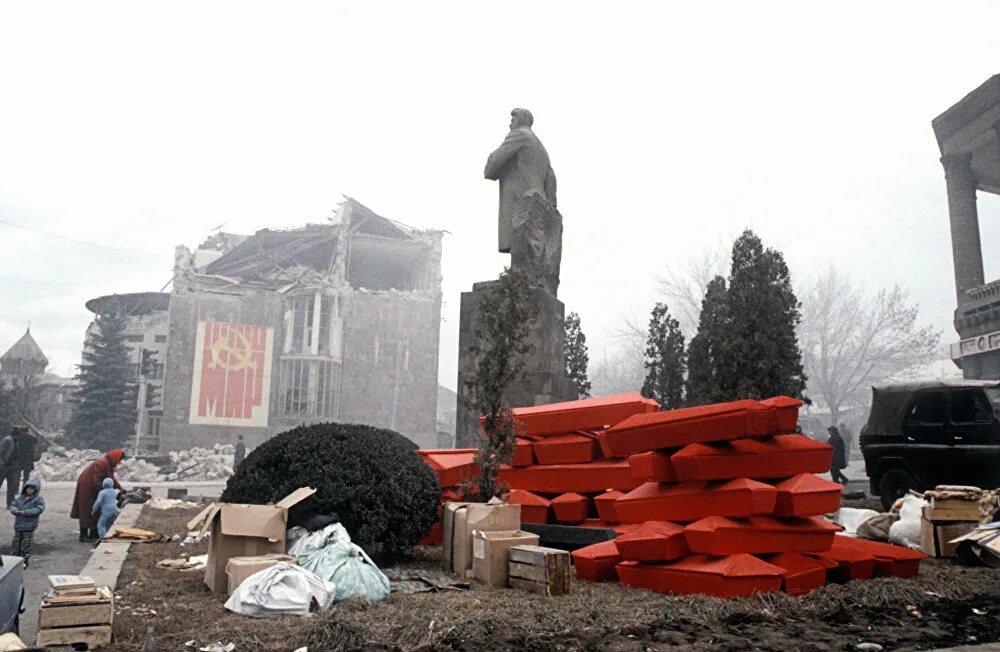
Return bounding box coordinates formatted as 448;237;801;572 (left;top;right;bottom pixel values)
879;469;916;511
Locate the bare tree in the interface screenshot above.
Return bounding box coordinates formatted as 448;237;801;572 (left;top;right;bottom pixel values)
656;244;729;337
799;267;940;425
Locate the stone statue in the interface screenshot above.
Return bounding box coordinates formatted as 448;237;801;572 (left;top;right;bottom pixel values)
484;108;558;254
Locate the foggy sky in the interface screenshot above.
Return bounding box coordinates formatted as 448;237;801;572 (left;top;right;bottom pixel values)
2;1;999;390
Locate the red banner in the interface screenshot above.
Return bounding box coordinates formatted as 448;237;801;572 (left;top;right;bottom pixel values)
189;320;273;426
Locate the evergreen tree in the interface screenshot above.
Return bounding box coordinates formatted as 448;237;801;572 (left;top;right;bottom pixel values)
563;312;592;398
686;275;728;406
464;268;537;499
715;229;807;400
68;305;138;450
640;303;686;409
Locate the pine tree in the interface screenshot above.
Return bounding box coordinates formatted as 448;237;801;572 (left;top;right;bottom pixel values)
464;268;537;499
640;303;686;409
68;305;138;450
564;312;592;398
686;275;728;406
715;229;807;400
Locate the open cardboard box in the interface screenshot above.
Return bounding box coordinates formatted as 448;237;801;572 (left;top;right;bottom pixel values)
187;487;316;594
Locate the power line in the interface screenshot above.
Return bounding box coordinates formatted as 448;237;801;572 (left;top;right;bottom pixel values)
0;218;170;258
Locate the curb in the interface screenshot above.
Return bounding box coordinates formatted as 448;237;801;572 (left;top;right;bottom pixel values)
78;504;143;589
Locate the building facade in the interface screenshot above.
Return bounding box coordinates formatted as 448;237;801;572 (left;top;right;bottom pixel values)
1;329;78;433
935;75;1000;378
156;197;443;451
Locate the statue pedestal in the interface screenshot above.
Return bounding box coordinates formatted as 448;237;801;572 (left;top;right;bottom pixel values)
455;281;577;448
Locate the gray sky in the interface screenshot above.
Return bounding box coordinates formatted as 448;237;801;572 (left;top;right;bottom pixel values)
2;1;999;389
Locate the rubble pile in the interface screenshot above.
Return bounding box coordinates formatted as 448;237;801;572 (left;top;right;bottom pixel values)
35;444;237;483
162;444;234;481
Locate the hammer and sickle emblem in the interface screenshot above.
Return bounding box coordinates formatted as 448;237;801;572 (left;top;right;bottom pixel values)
209;328;258;372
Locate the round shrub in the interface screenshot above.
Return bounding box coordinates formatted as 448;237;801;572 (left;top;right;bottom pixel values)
221;422;440;563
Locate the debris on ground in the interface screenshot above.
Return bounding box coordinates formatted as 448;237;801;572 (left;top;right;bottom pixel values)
157;555;208;571
108;527;161;542
148;496;201;510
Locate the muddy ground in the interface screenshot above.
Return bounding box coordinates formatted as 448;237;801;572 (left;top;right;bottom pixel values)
107;505;1000;652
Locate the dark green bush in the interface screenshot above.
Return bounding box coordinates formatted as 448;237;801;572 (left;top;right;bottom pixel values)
221;422;439;562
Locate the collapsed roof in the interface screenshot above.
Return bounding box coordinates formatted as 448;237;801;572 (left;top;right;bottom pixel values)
201;197;437;292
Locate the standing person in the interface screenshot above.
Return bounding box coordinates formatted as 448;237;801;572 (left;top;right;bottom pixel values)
9;477;45;567
17;431;36;489
839;422;855;459
70;450;125;542
827;425;849;485
0;428;23;508
233;435;246;469
92;478;119;539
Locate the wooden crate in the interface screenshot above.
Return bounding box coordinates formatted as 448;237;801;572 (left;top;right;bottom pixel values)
36;624;112;648
508;544;572;596
39;600;113;629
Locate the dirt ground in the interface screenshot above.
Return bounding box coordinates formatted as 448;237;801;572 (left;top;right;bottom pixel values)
107;505;1000;652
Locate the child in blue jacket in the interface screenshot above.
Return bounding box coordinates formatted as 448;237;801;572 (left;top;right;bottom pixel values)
92;478;119;539
10;477;45;567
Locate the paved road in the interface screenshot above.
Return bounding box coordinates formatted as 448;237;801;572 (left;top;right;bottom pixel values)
0;480;224;645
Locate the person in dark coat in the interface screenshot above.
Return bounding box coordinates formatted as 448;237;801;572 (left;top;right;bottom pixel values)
827;425;848;485
0;428;24;508
16;432;36;489
233;435;246;469
70;450;125;542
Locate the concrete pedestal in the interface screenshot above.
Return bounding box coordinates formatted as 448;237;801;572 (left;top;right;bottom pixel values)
455;281;576;448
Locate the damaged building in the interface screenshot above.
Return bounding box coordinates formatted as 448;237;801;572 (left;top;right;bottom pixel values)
156;197;444;451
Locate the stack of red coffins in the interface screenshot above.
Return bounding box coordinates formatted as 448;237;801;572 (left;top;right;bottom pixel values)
415;449;479;545
496;393;659;528
569;395;927;597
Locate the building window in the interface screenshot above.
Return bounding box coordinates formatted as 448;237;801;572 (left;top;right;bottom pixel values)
125;334;144;343
155;335;167;343
279;358;337;418
288;295;332;356
145;415;161;437
151;363;165;380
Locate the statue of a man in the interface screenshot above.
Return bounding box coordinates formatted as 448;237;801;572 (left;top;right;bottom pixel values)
484;108;557;253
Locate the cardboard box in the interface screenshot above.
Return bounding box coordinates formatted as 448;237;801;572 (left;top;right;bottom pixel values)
226;554;298;595
187;487;316;594
441;500;521;576
920;517;978;557
472;529;539;587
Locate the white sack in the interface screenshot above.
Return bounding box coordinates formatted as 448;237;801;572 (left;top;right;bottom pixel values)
224;562;335;618
888;494;926;550
833;508;880;537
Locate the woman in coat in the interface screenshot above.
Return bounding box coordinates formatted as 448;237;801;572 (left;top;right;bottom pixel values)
70;450;125;542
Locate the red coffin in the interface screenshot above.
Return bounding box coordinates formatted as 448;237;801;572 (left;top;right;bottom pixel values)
809;536;876;582
759;396;803;433
551;492;591;523
533;433;602;465
572;540;622;582
762;552;827;596
416;449;480;488
830;535;926;579
627;451;679;482
495;392;659;438
512;438;535;467
613;520;689;562
594;490;625;523
685;516;840;555
507;489;551;524
671;435;833;481
498;461;642;493
773;474;843;517
615;479;777;524
616;554;784;598
601;400;778;457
